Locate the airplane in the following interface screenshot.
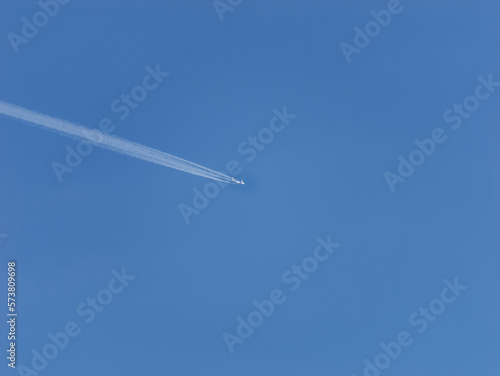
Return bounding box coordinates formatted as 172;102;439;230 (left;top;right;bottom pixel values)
231;177;245;185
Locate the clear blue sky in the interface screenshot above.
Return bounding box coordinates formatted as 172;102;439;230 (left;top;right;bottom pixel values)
1;1;499;375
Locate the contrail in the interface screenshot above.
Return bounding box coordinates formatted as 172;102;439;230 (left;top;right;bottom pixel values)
0;100;244;184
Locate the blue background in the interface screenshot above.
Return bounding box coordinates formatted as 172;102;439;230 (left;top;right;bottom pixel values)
1;0;499;375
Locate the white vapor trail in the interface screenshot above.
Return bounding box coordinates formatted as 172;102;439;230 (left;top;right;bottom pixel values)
0;100;242;184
